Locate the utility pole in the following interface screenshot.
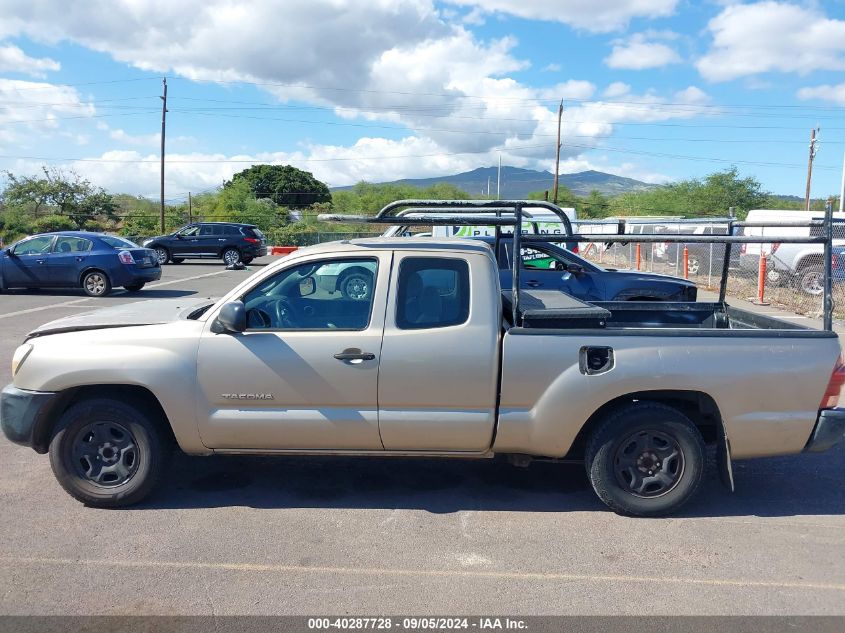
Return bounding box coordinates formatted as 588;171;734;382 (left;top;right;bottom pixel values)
188;191;192;223
552;99;563;204
487;176;491;199
159;77;168;233
839;151;844;213
804;127;819;212
497;153;501;200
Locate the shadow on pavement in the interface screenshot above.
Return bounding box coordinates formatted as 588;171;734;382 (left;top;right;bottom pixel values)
141;444;845;518
2;288;198;299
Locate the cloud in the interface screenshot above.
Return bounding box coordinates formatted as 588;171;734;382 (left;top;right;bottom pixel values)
797;84;845;107
0;1;717;194
445;0;678;33
0;44;59;77
697;1;845;81
543;63;561;72
603;82;631;98
605;32;681;70
0;79;94;146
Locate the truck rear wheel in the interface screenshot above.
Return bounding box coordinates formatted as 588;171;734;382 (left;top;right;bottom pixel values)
48;398;169;508
585;402;705;517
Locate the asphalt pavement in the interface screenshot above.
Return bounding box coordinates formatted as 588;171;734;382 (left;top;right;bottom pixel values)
0;258;844;615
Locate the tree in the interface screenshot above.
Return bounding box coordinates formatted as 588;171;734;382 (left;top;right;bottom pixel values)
227;164;331;207
331;181;472;214
3;167;117;229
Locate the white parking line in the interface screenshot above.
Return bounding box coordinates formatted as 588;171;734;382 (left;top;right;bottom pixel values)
0;270;229;320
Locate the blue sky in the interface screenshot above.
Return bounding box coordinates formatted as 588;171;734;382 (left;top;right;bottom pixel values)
0;0;843;201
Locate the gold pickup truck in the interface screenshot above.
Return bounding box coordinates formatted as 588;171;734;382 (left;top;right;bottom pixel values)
2;237;844;516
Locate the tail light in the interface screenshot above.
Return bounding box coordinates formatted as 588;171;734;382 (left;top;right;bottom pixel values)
771;242;781;254
820;355;845;408
244;237;260;244
118;251;134;265
571;244;579;254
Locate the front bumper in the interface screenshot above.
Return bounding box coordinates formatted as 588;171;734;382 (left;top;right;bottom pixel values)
0;384;59;450
804;408;845;453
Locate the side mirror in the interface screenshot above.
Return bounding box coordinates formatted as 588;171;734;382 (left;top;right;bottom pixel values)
4;248;13;256
211;301;246;334
299;276;316;297
567;263;585;275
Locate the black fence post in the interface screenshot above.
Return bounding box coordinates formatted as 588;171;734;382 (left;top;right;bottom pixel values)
824;200;833;331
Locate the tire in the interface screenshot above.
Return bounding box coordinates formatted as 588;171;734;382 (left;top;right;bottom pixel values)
223;248;242;266
124;283;145;292
154;247;170;265
171;257;184;264
338;268;373;301
798;265;824;296
48;398;169;507
81;270;111;297
585;402;705;517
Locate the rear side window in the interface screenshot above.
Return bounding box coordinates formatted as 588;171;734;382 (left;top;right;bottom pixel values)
396;257;470;330
54;236;92;253
241;226;263;238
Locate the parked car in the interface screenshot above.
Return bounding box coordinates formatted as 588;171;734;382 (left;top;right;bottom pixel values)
142;222;268;266
7;233;843;516
478;236;697;302
0;232;160;297
658;224;742;277
738;211;845;295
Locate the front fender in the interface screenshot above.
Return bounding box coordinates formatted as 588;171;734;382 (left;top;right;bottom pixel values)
12;321;208;453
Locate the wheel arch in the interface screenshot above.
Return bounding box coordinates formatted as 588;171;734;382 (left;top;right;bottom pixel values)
565;389;724;461
77;266;111;287
794;253;823;273
31;384;176;454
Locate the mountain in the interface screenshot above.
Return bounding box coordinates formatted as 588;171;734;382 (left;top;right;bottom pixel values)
331;166;657;198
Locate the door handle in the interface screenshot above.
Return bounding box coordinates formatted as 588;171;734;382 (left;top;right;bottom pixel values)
526;280;541;288
35;259;46;265
334;350;376;361
75;256;85;262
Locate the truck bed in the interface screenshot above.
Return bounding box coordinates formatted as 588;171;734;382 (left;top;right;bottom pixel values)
502;289;833;337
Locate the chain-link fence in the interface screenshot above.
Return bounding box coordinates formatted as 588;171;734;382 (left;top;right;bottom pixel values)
575;218;842;320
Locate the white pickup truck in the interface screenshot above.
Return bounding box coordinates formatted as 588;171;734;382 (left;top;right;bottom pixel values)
2;237;845;516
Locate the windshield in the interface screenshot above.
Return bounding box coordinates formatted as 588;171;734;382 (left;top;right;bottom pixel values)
100;235;139;249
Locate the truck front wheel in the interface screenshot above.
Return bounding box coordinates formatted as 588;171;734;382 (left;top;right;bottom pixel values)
585;402;705;517
48;398;169;508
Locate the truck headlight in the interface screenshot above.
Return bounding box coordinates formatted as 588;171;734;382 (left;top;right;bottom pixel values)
11;344;33;377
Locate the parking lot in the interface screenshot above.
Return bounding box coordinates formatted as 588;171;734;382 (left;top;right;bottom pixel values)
1;258;844;615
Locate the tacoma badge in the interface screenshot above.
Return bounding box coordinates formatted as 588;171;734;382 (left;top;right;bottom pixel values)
221;393;274;400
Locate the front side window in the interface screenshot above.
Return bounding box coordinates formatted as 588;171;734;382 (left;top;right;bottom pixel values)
54;236;92;253
177;225;200;237
396;257;470;330
13;235;54;255
242;258;378;330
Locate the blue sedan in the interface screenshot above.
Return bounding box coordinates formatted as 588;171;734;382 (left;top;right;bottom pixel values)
478;236;697;302
0;232;161;297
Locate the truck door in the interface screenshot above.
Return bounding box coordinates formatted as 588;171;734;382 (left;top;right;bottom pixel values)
377;252;500;451
195;253;389;450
